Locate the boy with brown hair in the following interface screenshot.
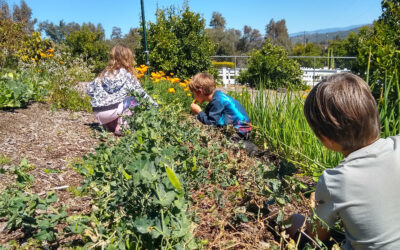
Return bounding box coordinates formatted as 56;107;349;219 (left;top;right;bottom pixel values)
189;72;252;138
291;73;400;249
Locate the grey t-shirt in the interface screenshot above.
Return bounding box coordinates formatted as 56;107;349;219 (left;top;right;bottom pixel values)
315;135;400;249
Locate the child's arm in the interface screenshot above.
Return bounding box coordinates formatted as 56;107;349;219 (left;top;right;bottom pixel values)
288;193;331;242
307;192;331;241
127;75;158;106
196;101;225;125
191;103;202;114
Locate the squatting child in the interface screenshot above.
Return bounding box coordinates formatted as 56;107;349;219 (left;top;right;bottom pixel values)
87;44;157;135
189;72;252;139
290;73;400;249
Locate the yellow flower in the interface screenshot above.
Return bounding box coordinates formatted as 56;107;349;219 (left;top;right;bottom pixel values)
187;93;191;96
48;48;54;53
151;72;161;79
170;72;174;76
40;52;47;58
48;53;54;57
184;87;189;92
59;61;64;64
179;82;187;88
301;95;307;98
168;88;176;93
192;99;196;103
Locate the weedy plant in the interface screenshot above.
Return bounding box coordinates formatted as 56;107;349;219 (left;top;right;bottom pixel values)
0;159;67;244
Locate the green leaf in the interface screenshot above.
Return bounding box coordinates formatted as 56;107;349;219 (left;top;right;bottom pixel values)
122;169;132;180
165;166;182;190
46;191;58;204
134;217;153;234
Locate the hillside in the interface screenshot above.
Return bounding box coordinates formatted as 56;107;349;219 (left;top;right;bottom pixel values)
290;24;371;44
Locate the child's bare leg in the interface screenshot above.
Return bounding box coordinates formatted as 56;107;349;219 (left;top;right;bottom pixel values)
103;119;118;132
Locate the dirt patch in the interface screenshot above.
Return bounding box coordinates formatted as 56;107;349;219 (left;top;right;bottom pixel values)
0;102;101;243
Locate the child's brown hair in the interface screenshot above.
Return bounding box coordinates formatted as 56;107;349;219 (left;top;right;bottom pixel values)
99;44;137;77
304;73;380;152
189;73;216;96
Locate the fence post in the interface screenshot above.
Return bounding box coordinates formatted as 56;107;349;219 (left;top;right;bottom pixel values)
313;57;316;87
222;67;227;88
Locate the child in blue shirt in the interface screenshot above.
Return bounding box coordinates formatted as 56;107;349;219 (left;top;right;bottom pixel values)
189;72;252;138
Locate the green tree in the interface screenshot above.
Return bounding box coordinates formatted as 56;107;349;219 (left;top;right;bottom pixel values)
0;0;11;19
38;20;80;43
0;18;25;67
265;19;291;50
119;28;141;54
207;28;240;55
353;0;400;82
238;39;302;89
209;11;226;29
65;23;110;73
236;25;264;54
290;42;323;68
110;26;122;40
137;5;215;78
12;0;36;34
206;12;240;56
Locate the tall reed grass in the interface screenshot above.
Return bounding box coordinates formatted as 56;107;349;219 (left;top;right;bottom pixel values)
232;71;400;178
232;88;341;178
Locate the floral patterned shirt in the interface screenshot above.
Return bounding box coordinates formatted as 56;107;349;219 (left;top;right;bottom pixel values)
86;68;156;108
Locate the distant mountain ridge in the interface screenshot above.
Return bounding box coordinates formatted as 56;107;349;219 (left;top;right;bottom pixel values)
290;24;371;44
289;24;366;37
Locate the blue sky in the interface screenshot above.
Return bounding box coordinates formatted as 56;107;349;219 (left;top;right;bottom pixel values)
6;0;381;39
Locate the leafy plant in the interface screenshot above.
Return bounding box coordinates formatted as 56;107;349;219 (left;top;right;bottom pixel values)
137;4;215;78
0;159;67;243
238;39;303;89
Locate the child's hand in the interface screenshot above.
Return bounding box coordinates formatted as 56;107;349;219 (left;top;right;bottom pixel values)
310;192;316;208
190;103;202;114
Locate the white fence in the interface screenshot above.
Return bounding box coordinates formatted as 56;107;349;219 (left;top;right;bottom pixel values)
217;67;351;86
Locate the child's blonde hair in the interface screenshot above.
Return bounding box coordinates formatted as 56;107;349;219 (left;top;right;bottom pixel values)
304;73;380;152
99;44;137;77
189;73;216;96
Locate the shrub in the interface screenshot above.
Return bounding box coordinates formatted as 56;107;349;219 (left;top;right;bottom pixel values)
238;40;303;89
0;19;26;68
65;25;109;74
17;31;53;64
137;5;215;79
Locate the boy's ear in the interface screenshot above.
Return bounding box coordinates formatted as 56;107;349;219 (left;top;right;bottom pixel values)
319;135;343;153
320;135;335;147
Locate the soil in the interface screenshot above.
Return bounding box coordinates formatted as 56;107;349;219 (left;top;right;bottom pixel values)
0;102;101;244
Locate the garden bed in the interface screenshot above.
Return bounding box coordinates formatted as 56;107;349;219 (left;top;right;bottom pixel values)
0;102;100;245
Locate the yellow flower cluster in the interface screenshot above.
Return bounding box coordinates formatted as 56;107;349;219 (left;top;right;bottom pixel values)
136;64;149;79
39;48;54;59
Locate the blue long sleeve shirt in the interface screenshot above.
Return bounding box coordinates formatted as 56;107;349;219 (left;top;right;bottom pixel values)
197;90;251;135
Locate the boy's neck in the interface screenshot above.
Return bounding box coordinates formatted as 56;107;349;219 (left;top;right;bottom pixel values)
205;90;216;102
342;137;380;157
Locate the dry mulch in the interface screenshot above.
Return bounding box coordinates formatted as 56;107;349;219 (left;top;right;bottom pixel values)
0;102;101;244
